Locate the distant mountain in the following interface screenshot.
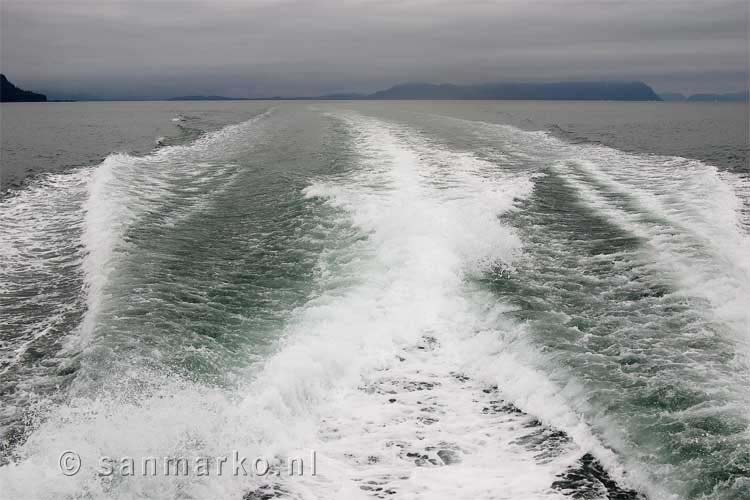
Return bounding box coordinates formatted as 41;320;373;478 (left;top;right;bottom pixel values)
659;92;687;101
167;95;247;101
366;81;661;101
0;74;47;102
6;79;668;103
687;91;748;102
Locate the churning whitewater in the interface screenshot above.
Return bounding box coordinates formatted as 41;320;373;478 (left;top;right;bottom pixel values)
0;105;748;500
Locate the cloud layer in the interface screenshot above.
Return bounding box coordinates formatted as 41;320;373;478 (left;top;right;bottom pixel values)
1;0;747;98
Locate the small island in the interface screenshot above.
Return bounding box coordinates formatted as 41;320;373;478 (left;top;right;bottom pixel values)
0;74;47;102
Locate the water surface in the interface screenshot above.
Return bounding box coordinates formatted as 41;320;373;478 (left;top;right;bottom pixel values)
0;100;748;499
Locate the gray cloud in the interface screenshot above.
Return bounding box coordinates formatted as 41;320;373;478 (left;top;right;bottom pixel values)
1;0;747;98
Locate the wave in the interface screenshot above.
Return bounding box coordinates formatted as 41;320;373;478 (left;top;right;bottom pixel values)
2;105;747;499
0;110;617;499
433;114;750;498
0;109;275;462
438;113;750;351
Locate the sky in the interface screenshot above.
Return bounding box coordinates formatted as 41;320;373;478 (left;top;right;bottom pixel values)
1;0;748;99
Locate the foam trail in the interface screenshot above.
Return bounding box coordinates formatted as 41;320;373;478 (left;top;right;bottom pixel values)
77;109;274;350
0;168;96;457
0;109;273;463
10;107;735;499
0;111;624;500
288;113;639;499
0;169;89;375
554;155;750;356
436;114;750;497
458;115;750;353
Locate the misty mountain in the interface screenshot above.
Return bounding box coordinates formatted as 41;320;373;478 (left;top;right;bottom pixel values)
164;80;662;101
367;81;661;101
0;74;46;102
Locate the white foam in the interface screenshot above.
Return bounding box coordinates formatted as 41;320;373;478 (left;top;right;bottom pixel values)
6;108;712;499
0;111;608;499
453;115;750;356
76;109;275;350
553;155;750;358
0;170;89;361
0;109;275;460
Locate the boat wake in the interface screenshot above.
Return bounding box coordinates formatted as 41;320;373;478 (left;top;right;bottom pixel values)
1;106;748;499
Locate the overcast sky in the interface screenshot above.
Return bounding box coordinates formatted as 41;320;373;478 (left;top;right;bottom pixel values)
1;0;748;98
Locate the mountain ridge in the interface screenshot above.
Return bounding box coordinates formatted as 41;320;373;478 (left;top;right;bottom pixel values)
2;78;670;102
365;81;661;101
203;80;663;101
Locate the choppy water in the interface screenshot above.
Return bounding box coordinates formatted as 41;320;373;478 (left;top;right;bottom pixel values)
0;101;748;499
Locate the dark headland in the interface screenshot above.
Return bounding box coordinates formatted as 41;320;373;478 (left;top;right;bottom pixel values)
0;74;47;102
